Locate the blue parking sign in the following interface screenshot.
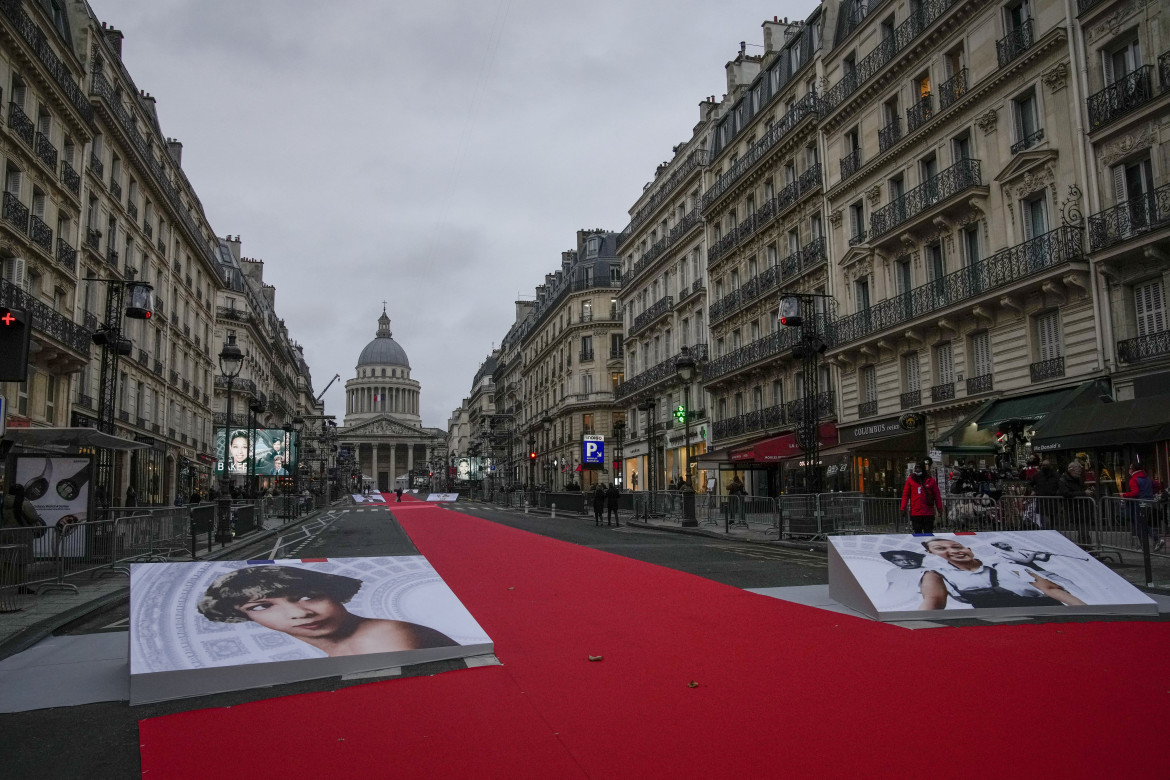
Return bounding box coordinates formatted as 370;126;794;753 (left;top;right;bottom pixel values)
583;435;604;465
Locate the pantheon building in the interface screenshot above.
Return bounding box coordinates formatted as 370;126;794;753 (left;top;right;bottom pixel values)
339;307;446;491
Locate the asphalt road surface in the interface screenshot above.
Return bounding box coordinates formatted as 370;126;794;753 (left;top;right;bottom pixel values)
2;501;825;779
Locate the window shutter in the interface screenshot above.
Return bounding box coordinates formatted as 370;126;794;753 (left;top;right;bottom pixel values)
1038;311;1061;361
5;257;27;290
1135;280;1166;338
972;332;991;376
1022;201;1034;241
937;342;955;384
1102;48;1114;86
904;353;921;391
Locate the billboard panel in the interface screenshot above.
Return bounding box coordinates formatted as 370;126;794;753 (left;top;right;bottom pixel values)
214;427;298;476
14;455;92;556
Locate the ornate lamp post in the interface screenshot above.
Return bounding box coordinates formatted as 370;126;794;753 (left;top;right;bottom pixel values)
217;334;244;497
527;433;536;504
675;346;697;526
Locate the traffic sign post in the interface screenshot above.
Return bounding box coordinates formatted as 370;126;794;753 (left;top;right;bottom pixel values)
582;435;605;467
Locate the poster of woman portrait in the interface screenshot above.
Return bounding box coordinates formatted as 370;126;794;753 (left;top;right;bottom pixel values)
828;531;1157;621
129;556;493;704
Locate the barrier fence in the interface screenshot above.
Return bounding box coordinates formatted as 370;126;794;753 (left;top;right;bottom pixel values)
0;499;322;614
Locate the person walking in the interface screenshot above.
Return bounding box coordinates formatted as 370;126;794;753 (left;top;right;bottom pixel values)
899;459;941;533
592;484;606;526
125;484;138;508
1122;462;1163;551
606;482;621;526
394;486;404;503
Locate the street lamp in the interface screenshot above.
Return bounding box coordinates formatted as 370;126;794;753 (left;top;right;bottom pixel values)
291;415;304;496
527;434;536;504
218;334;244;498
248;397;266;497
613;419;625;488
637;399;656;493
541;414;553;491
674;347;698;526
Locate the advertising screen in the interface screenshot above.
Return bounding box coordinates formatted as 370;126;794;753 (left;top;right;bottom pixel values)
214;427;298;476
13;455;91;556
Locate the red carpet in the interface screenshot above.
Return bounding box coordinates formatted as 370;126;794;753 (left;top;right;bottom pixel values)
140;500;1170;778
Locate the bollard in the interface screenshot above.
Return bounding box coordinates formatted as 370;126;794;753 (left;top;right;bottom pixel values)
524;500;529;514
551;502;556;519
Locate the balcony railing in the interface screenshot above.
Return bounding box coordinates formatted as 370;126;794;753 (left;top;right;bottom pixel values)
109;177;122;199
629;295;673;336
821;0;961;113
56;237;76;271
939;68;967;110
1117;330;1170;364
906;93;934;133
709;238;826;325
858;399;878;418
878;117;901;153
7;101;33;145
1088;182;1170;252
579;350;594;362
0;1;92;122
34;131;57;169
1030;356;1065;382
127;201;138;221
798;163;822;193
609;347;624;359
625;147;705;236
614;344;707;400
89;152;103;177
85;227;100;250
787;390;835;424
701;92;820;211
930;382;955;403
137;349;149;366
625;207;701;284
900;389;921;409
840;148;861;181
1011;128;1045;154
849;230;867;246
169;370;179;384
833;226;1083;345
1087;66;1154;131
106;248;118;266
61;160;80;196
997;19;1034;68
28;213;51;252
966;373;993;395
153;359;163;375
1160;51;1170;93
712;402;786;441
2;191;28;232
870;159;981;238
76;393;94;409
119;411;130;423
705;321;826;383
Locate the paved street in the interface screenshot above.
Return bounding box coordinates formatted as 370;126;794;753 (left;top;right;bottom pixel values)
0;501;829;778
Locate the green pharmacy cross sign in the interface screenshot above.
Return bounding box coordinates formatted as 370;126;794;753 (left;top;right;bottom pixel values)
673;405;687;423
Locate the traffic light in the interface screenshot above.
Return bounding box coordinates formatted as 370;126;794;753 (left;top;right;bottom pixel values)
124;280;154;320
778;295;802;327
529;451;537;460
0;307;30;382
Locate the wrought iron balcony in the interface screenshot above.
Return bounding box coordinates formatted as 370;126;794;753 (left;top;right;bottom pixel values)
127;201;138;221
609;346;624;359
2;191;28;232
870;159;981;239
798;162;822;193
56;237;76;271
170;369;179;384
628;295;672;337
787;390;834;423
182;379;190;393
7;101;33;145
119;410;130;423
85;227;100;250
939;68;967;110
34;131;57;170
61;160;80;196
615;344;707;400
705;326;807;383
821;0;961;113
153;359;163;375
1161;51;1170;93
1088;182;1170;252
997;19;1033;68
28;213;51;252
906;93;934;133
878;117;901;153
1117;330;1170;364
89;152;103;177
1077;0;1105;12
930;382;955;403
710;238;826;325
137;416;147;429
109;177;122;199
625;208;701;285
106;248;118;266
1011;128;1045;154
900;389;921;409
712;402;786;441
848;230;867;247
1087;66;1154;131
152;423;161;434
76;393;94;409
0;2;92;122
858;399;878;418
144;222;153;239
579;349;594;362
701;92;819;211
1030;356;1065;382
840;149;861;181
626;148;705;236
832;226;1083;345
137;349;149;366
966;373;993;395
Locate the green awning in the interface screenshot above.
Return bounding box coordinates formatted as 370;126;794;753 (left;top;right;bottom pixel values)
1030;395;1170;452
976;386;1087;430
934;400;996;450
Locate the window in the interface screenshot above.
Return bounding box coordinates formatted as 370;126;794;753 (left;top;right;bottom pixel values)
970;331;992;378
953;132;972;162
810;214;823;240
734;392;745;416
1113;157;1154;231
611;371;623;390
935;342;955;386
855;277;871;311
849;200;865;243
45;375;57;423
581;300;592;321
861;365;877;403
1134;280;1166;337
581;374;593;395
1103;37;1141;86
1022;194;1049;258
753;386;763;411
765;242;778;267
1036;310;1062;361
1005;0;1030;32
772;378;784;406
1013;89;1040;150
895;257;912;295
903;353;921;392
961;226;980;266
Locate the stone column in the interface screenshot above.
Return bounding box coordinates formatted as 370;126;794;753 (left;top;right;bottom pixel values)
407;442;414;473
371;442;379;488
389;443;396;484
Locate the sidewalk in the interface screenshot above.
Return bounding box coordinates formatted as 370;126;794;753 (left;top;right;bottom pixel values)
0;503;338;661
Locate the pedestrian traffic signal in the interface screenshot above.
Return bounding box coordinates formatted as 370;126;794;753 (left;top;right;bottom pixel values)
0;307;30;382
778;295;802;327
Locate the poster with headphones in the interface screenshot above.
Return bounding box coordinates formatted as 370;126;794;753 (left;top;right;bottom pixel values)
14;455;92;557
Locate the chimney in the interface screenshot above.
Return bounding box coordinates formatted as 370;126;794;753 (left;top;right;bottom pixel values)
166;137;183;167
100;23;124;59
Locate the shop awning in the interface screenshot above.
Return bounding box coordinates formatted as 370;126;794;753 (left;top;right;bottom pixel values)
2;427;151;451
933;400;997;452
1030;395;1170;452
975;387;1082;430
729;423;839;463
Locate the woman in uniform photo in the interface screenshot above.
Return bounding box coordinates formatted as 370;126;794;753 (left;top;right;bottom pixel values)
917;538;1085;610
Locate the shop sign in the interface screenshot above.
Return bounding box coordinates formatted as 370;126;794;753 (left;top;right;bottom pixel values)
839;417;903;443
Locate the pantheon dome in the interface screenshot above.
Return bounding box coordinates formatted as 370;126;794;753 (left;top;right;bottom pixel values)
344;307;421;427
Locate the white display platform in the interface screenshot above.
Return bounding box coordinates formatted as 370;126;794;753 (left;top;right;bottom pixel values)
426;493;459;502
352;493;386;503
129;556;492;704
829;531;1158;622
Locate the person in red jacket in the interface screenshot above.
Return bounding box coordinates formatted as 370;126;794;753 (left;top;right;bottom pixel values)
1122;462;1163;551
900;459;943;533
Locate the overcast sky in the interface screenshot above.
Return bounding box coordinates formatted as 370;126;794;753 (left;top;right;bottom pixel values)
88;0;817;429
